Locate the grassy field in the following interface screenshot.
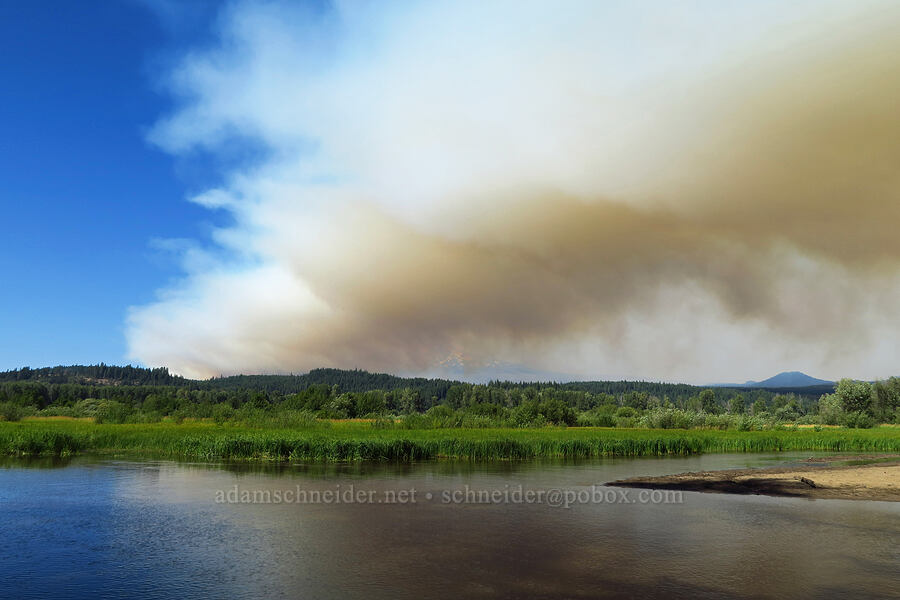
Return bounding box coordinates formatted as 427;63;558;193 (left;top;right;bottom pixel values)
1;419;899;461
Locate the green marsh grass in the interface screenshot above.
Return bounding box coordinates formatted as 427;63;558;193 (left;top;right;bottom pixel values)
2;420;899;461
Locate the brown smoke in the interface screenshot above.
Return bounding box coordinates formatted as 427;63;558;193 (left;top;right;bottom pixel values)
128;4;900;380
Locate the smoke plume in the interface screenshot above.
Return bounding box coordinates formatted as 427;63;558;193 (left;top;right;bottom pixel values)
128;0;900;382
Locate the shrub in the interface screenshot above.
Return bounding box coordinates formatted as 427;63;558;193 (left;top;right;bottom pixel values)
698;413;733;430
577;410;616;427
316;408;348;420
37;406;78;418
615;416;637;428
537;398;577;426
637;408;693;430
774;405;802;422
843;411;875;429
94;400;131;424
73;398;104;418
510;402;544;427
212;403;235;425
0;402;24;422
735;415;765;431
426;405;456;420
169;409;186;425
835;379;874;414
425;407;463;428
749;399;767;416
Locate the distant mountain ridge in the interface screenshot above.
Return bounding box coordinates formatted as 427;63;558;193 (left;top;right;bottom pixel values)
714;371;834;389
744;371;833;388
1;364;837;400
0;364;842;418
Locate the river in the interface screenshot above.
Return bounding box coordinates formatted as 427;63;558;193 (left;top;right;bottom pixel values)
1;453;897;599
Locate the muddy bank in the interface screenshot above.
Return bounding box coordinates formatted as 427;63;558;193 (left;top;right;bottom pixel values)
609;456;900;501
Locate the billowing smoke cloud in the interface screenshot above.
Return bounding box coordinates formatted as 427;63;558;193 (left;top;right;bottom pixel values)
128;0;900;382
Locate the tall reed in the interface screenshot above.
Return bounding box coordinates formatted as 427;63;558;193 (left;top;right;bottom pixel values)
1;421;897;461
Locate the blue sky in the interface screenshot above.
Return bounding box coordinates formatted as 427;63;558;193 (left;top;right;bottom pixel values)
1;1;897;382
0;1;225;370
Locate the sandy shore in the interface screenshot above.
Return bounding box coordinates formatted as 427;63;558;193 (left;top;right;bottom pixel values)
609;455;900;501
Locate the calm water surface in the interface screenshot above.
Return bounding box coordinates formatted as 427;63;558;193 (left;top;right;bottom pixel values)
1;453;897;599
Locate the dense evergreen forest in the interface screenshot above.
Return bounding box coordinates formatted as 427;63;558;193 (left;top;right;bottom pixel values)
0;364;895;429
0;363;820;406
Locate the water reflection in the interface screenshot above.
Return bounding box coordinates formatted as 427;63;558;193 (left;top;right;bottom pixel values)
1;454;897;599
0;455;75;469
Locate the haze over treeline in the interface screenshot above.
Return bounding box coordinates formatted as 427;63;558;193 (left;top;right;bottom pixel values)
124;1;900;383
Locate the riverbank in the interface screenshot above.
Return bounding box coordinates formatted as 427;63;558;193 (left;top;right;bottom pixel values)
610;455;900;501
2;421;899;462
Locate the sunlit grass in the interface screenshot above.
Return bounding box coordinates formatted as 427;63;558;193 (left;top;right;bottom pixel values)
21;416;94;422
1;420;898;461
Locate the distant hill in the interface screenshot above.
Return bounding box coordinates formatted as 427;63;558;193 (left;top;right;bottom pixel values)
745;371;833;388
1;364;827;412
1;364;841;407
0;364;187;386
2;364;755;399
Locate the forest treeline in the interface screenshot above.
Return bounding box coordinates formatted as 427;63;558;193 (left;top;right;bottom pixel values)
1;364;835;397
0;365;814;406
0;365;897;429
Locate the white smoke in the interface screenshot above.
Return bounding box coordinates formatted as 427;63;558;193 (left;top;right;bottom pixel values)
128;0;900;382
